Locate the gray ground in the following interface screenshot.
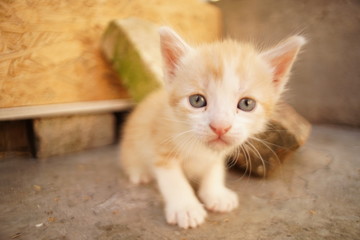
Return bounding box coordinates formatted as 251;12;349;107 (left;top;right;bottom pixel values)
1;124;359;240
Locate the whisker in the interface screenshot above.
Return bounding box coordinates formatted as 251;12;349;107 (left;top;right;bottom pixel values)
159;117;190;125
249;136;284;178
251;135;286;148
169;132;195;160
250;137;281;161
244;141;267;178
242;143;254;179
160;129;195;145
226;147;239;170
232;145;249;181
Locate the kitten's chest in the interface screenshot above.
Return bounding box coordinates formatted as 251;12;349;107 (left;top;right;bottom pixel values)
181;146;223;179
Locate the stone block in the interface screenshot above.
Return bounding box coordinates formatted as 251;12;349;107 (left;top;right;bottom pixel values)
33;114;115;159
229;103;312;177
102;18;163;102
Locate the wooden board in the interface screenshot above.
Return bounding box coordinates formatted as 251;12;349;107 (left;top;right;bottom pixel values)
0;0;221;108
0;99;133;121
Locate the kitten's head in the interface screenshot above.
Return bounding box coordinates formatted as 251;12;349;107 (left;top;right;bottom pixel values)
159;27;305;153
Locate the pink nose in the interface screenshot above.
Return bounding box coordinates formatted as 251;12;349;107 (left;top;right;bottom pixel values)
209;124;232;136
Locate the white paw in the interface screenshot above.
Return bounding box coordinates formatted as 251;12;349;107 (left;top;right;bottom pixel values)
165;200;207;229
199;187;238;213
128;171;153;185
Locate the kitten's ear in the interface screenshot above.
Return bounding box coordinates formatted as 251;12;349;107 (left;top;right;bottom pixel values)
159;27;191;81
261;36;306;93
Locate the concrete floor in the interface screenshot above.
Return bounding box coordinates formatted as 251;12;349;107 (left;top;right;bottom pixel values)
1;124;359;239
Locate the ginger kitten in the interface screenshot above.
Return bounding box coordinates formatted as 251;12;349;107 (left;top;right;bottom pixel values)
119;27;305;229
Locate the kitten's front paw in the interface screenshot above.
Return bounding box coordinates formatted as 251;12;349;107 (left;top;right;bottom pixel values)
127;171;153;185
165;200;207;229
199;187;238;213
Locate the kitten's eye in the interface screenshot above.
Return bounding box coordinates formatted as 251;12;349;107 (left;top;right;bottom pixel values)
189;94;207;108
238;98;256;112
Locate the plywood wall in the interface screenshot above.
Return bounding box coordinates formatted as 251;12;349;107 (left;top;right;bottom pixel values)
0;0;221;108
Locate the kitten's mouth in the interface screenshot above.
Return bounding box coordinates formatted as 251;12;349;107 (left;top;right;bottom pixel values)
207;137;231;147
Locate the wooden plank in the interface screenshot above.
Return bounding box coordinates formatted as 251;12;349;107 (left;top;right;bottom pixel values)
0;0;221;108
0;99;133;121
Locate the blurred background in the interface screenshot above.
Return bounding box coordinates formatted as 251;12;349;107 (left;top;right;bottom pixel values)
214;0;360;127
0;0;359;158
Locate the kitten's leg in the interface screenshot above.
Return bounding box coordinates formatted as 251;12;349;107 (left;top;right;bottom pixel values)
119;142;153;185
155;161;207;229
198;160;238;212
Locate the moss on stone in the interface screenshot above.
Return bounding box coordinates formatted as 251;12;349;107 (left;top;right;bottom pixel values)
102;19;162;103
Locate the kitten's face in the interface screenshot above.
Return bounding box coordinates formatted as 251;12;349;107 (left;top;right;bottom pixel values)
159;27;305;153
168;42;274;152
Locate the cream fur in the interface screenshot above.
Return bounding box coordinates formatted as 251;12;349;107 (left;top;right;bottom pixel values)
119;27;305;229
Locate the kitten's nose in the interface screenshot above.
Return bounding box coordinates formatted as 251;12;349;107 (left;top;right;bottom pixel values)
209;123;232;136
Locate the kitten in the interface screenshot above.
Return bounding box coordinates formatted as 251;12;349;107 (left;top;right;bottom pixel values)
119;27;305;229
